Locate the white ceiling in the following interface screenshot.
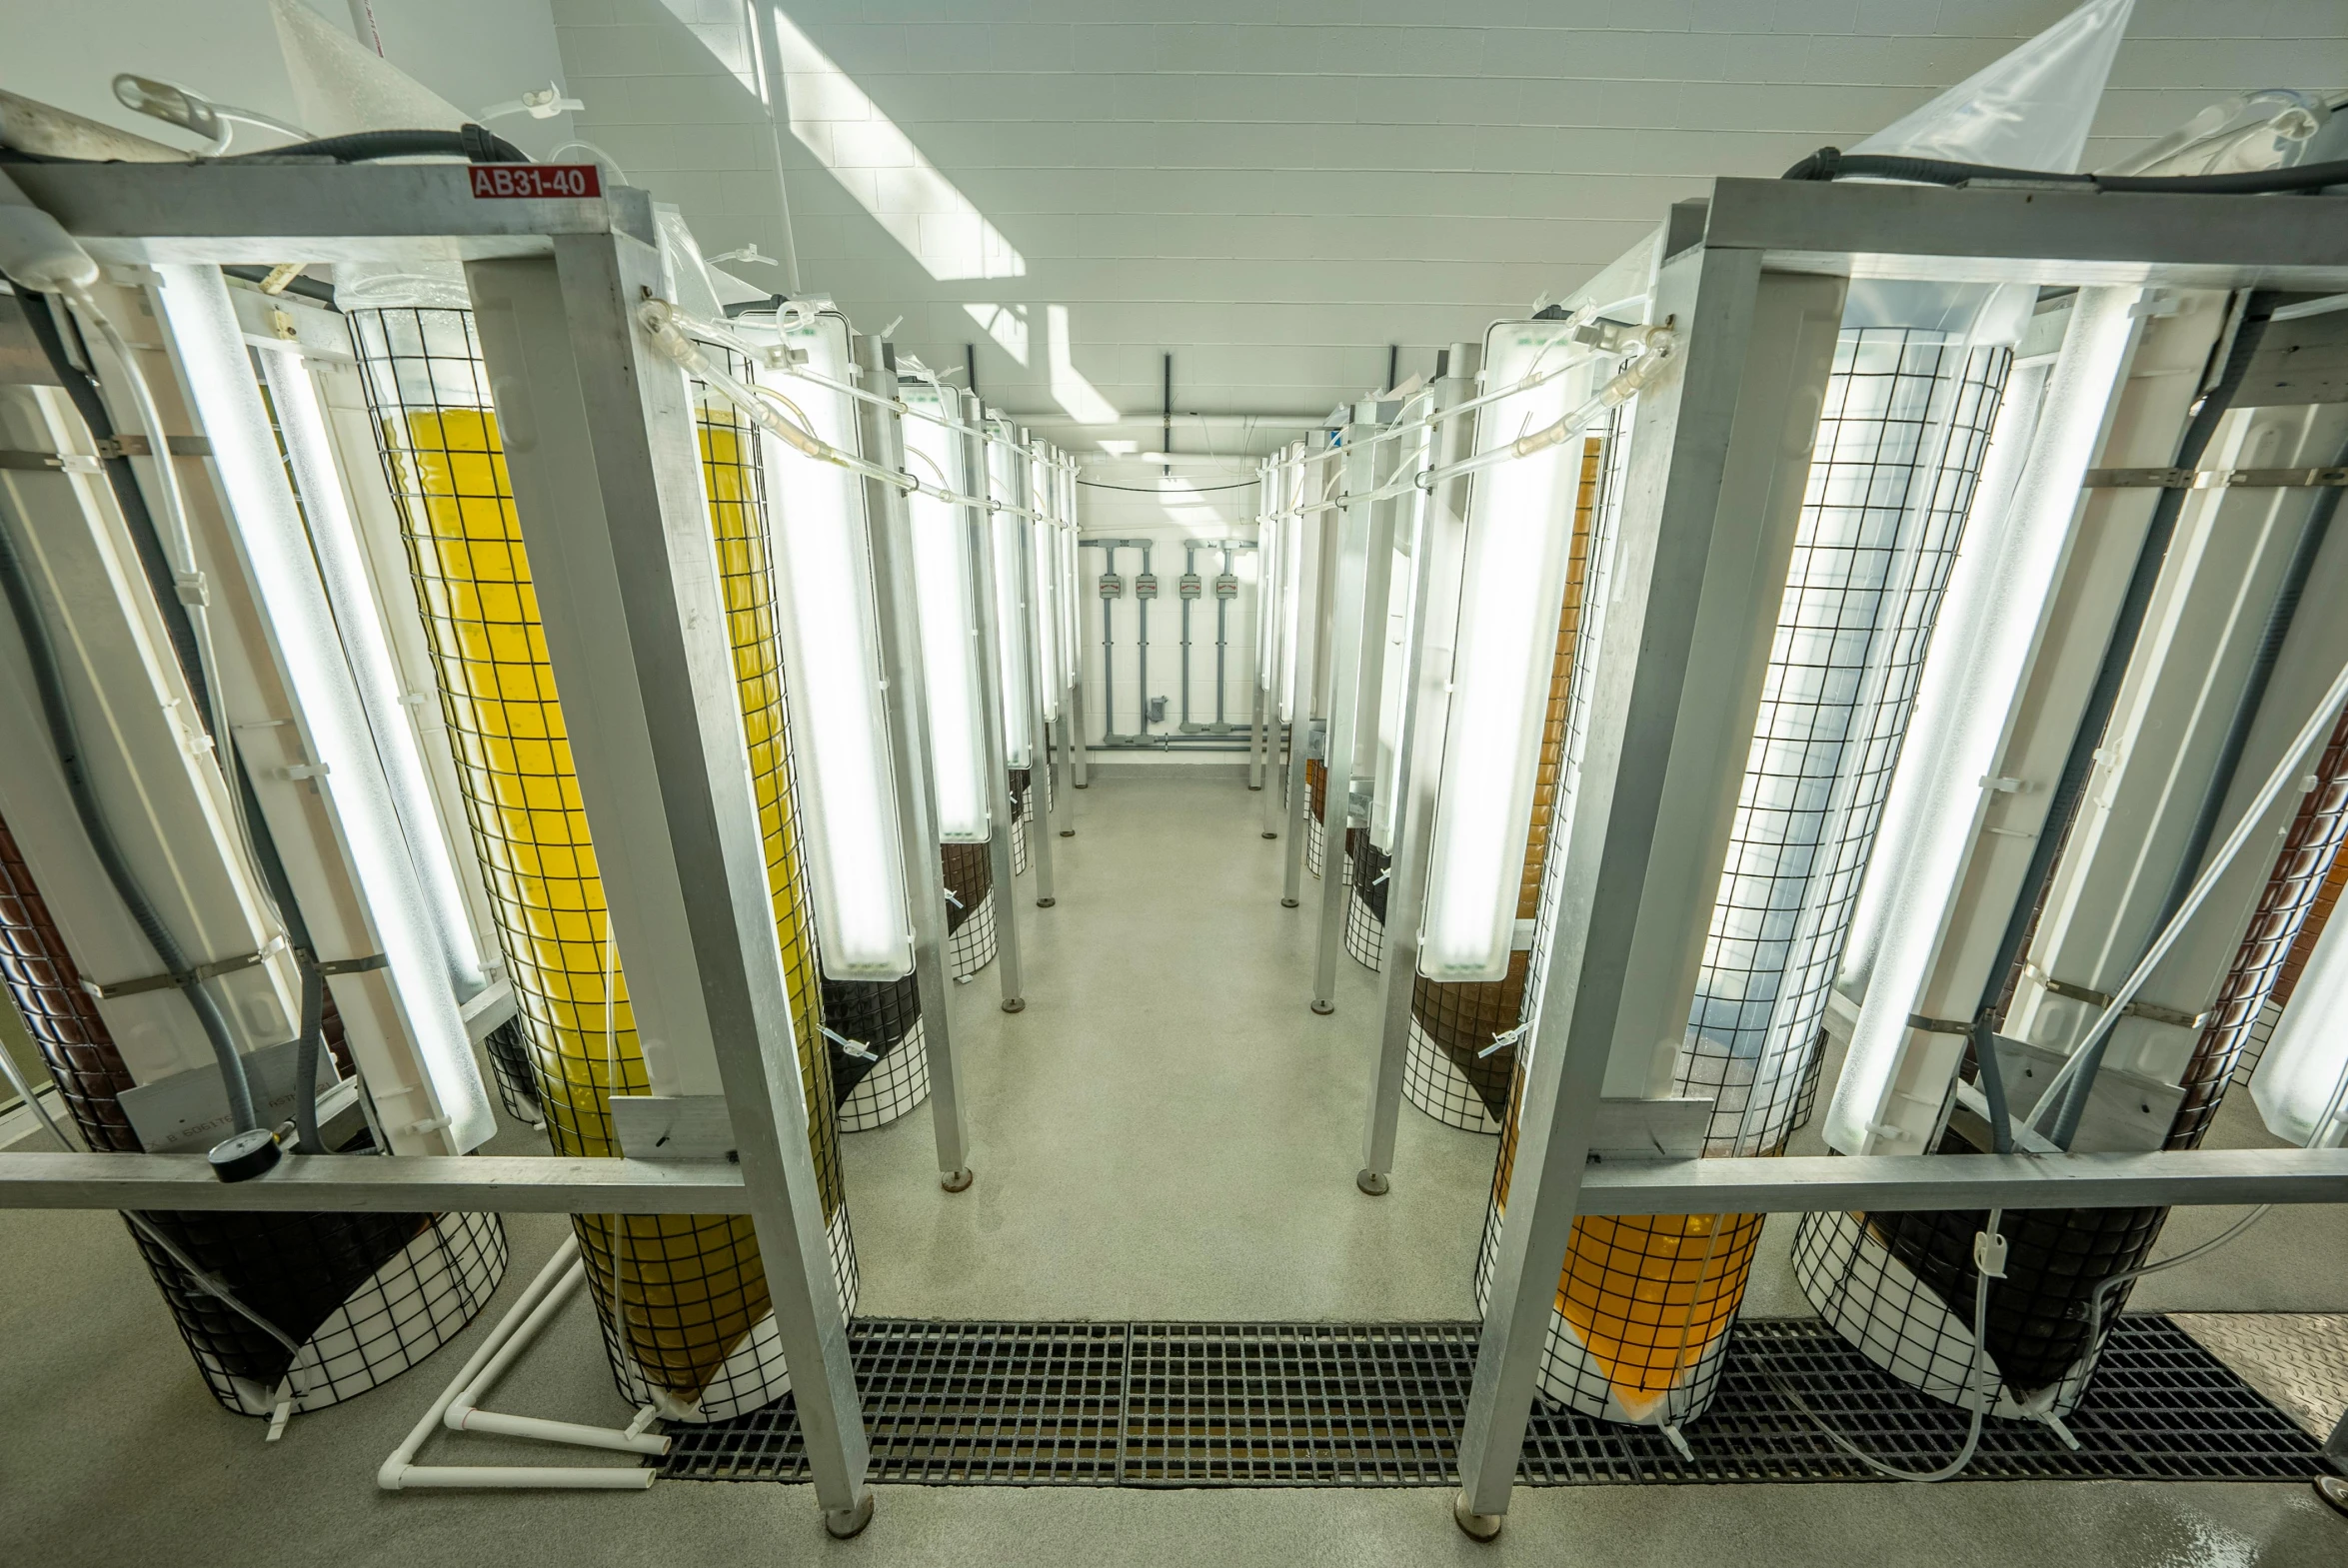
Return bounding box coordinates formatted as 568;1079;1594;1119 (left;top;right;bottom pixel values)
553;1;2348;455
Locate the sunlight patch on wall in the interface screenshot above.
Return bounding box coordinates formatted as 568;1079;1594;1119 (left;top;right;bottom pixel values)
659;0;761;97
964;302;1030;366
772;7;1026;281
1047;304;1119;426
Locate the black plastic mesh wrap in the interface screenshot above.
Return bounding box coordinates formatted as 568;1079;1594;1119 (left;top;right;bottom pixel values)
825;972;928;1132
1808;696;2348;1411
1009;767;1048;875
944;840;997;979
1344;835;1386;970
481;1016;542;1125
1303;759;1327;878
0;810;506;1415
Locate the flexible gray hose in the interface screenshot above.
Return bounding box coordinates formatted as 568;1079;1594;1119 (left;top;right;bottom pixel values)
291;954;327;1154
0;492;258;1131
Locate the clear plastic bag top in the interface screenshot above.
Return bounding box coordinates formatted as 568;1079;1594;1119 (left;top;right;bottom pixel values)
1855;0;2133;174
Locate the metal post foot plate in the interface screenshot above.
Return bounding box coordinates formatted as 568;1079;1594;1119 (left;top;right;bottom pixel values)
1261;831;1277;839
1310;999;1335;1015
1452;1493;1501;1542
941;1167;975;1193
1037;897;1057;908
1001;997;1027;1013
1059;829;1074;837
825;1492;877;1539
1280;897;1299;908
1355;1169;1389;1196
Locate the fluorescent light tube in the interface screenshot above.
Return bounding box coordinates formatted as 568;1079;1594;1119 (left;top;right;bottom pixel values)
1825;289;2135;1154
258;347;488;1000
2253;903;2348;1147
153;264;493;1151
1058;462;1081;690
1277;450;1306;724
757;312;914;978
901;379;990;842
986;426;1034;768
1030;450;1061;724
1418;320;1585;983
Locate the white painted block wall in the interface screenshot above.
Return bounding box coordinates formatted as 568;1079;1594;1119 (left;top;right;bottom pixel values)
1074;458;1264;760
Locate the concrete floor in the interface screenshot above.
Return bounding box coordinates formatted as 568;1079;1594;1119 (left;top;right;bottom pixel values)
4;772;2346;1565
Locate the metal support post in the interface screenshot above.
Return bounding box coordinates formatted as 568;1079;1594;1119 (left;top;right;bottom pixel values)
1261;689;1285;839
1056;677;1078;835
1279;713;1310;905
1360;356;1478;1191
1247;675;1266;790
1451;255;1846;1538
465;245;873;1537
1071;674;1090;787
854;335;972;1192
1310;421;1399;1013
961;394;1025;1013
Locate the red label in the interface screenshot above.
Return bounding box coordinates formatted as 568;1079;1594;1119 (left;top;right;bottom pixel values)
469;164;602;200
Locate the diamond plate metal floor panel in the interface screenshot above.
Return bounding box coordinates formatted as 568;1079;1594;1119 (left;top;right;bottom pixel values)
2171;1312;2348;1441
659;1316;2327;1486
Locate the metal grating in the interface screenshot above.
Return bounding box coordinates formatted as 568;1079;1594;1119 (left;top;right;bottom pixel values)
1125;1323;1468;1484
660;1315;2324;1486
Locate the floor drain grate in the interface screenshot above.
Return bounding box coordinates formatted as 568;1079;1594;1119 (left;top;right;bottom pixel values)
658;1315;2327;1486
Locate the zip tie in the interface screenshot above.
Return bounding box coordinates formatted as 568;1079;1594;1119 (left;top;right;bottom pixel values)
1475;1022;1529;1060
820;1024;878;1062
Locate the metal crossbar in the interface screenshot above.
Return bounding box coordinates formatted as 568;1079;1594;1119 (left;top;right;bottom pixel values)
6;1147;2346;1217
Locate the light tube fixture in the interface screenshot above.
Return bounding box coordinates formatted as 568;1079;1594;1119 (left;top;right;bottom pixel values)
2252;900;2348;1148
152;264;494;1150
1418;320;1584;983
1277;450;1306;724
986;425;1034;768
757;311;914;978
258;347;488;1001
1824;289;2136;1154
1028;450;1062;724
900;379;990;842
1255;503;1280;691
1059;463;1081;689
1372;428;1433;852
